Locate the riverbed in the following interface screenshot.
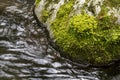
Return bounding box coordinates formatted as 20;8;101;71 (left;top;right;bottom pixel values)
0;0;120;80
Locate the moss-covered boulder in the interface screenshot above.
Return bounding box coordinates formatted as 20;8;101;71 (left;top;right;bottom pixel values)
34;0;120;66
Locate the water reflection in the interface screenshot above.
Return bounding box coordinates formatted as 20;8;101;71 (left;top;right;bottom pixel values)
0;0;119;80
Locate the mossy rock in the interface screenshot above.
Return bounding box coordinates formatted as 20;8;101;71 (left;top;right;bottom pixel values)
35;0;120;66
35;0;41;6
51;13;120;66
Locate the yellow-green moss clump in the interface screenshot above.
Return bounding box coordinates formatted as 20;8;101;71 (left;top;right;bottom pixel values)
35;0;41;6
50;0;120;66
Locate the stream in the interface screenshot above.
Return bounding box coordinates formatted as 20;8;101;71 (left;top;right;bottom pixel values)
0;0;120;80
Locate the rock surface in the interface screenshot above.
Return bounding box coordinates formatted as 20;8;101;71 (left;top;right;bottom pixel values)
34;0;120;66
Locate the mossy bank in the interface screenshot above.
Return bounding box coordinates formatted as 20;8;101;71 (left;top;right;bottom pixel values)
34;0;120;66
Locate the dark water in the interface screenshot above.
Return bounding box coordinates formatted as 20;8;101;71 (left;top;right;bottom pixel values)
0;0;120;80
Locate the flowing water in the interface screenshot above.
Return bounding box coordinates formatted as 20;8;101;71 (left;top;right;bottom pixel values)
0;0;120;80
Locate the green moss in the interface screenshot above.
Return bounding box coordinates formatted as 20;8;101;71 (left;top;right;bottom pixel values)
39;0;61;23
34;0;120;66
37;0;120;66
50;0;120;65
35;0;41;6
69;14;97;33
56;0;74;19
41;10;49;22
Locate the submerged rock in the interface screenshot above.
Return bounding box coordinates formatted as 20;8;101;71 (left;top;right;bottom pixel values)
34;0;120;66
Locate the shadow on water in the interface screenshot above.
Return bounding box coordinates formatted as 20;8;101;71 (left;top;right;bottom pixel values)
0;0;120;80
